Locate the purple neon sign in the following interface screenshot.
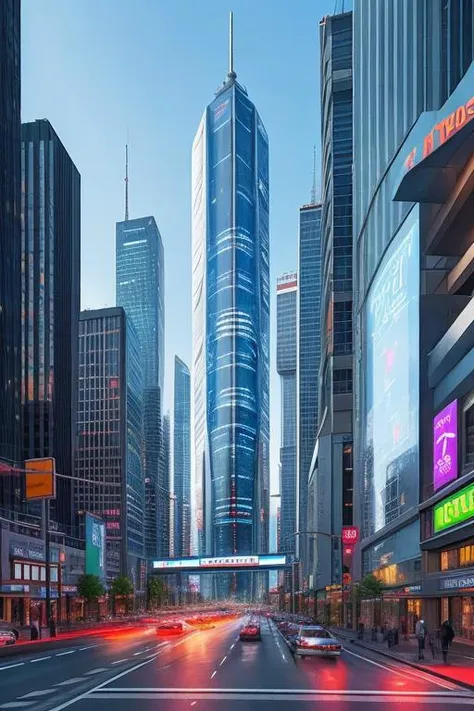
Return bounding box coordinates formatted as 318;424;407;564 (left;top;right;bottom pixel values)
433;399;458;491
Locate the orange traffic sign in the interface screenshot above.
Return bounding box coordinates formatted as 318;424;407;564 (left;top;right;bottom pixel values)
25;457;56;500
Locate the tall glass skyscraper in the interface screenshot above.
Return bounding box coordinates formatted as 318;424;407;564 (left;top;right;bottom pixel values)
116;216;165;559
191;20;270;598
276;273;297;556
173;356;191;557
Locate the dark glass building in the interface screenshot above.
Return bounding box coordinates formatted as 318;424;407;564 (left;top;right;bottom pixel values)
75;308;145;589
116;216;165;560
192;46;270;598
160;412;171;557
276;273;297;556
0;0;21;509
21;120;81;532
173;356;191;557
297;203;322;568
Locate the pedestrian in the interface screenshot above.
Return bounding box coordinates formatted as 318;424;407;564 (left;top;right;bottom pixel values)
440;619;455;664
415;618;427;660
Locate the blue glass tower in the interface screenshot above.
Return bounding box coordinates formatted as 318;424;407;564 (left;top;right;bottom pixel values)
173;356;191;557
192;15;270;598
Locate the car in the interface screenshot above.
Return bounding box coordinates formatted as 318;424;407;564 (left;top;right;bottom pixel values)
0;621;19;640
239;622;261;641
156;621;184;636
288;625;342;658
0;629;16;647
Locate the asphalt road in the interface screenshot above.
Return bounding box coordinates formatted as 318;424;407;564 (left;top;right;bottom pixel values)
0;616;472;711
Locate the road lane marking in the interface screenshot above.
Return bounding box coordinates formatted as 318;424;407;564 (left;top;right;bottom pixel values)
0;663;24;672
343;647;457;690
190;703;197;707
90;688;474;696
18;690;57;698
54;678;84;686
110;659;128;665
78;644;100;651
84;668;107;675
55;651;75;657
0;703;36;709
133;651;145;655
210;671;217;679
84;692;474;703
30;656;51;663
230;643;235;650
219;656;227;666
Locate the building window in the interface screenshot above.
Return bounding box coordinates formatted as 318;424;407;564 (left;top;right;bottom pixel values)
333;368;353;394
23;564;30;580
50;566;58;582
465;401;474;467
40;567;46;582
31;566;39;581
14;563;22;580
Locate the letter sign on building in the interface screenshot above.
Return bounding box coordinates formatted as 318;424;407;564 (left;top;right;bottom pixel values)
434;481;474;533
341;526;359;545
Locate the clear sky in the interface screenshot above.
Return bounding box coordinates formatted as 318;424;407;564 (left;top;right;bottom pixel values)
22;0;343;545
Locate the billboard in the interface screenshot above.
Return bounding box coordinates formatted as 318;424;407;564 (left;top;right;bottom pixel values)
434;481;474;534
152;554;287;570
25;457;56;500
341;526;359;546
85;514;106;582
433;400;458;491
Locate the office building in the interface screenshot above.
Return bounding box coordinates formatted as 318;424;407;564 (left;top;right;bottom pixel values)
191;16;270;598
160;412;171;558
297;203;322;576
276;273;297;557
21;120;81;532
0;1;21;511
307;11;353;607
75;307;145;590
352;0;474;632
173;357;191;557
116;215;165;559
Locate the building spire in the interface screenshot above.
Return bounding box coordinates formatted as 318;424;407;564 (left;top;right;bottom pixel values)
124;144;129;221
228;11;236;80
311;145;318;204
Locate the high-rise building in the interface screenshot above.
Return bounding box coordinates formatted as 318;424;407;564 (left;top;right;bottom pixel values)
306;11;353;594
297;203;322;570
276;273;297;557
160;412;171;558
191;15;270;597
116;215;165;559
352;0;474;627
173;357;191;557
0;1;21;510
21;120;81;532
75;307;145;590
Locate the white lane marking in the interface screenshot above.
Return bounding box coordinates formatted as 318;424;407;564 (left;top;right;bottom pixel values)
84;692;474;703
210;671;217;679
343;648;457;690
30;656;51;663
47;653;161;711
55;651;75;657
54;678;84;686
219;656;227;666
0;663;24;672
78;644;100;651
18;690;57;698
230;643;235;650
133;651;144;656
190;703;197;707
90;687;474;696
0;703;36;709
84;668;107;675
111;659;128;665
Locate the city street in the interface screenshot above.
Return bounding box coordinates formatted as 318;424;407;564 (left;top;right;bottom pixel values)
0;616;472;711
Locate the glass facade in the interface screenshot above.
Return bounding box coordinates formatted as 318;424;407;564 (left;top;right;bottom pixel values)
161;413;171;556
173;357;191;557
75;308;144;587
21;120;81;533
192;75;270;597
276;275;297;555
297;205;322;546
0;0;21;510
116;216;165;559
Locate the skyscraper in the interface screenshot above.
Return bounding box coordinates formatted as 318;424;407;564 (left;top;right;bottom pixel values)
276;273;297;556
297;203;322;567
21;119;81;532
75;308;145;589
191;14;270;597
0;0;21;509
161;412;171;557
173;357;191;557
116;214;165;559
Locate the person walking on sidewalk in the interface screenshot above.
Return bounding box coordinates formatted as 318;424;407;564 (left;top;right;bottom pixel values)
415;619;427;660
440;619;455;664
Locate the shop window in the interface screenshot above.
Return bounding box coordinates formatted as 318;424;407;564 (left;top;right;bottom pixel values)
460;545;474;566
23;564;30;580
40;567;46;582
441;551;448;571
31;566;39;581
14;563;22;580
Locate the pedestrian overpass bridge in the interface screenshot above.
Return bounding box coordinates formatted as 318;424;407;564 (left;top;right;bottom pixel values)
150;554;288;575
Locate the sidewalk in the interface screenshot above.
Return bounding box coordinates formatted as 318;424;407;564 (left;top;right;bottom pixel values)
332;626;474;689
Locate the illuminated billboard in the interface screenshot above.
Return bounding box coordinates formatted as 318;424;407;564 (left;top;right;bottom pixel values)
152;554;286;570
434;481;474;534
433;400;458;491
85;513;106;583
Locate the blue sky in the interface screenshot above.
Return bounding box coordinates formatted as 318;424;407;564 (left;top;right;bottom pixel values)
22;0;341;537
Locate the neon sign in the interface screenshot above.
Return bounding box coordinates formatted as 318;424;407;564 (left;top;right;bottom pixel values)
434;481;474;533
433;400;458;491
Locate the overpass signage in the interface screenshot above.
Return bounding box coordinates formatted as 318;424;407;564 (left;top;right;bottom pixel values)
152;554;287;571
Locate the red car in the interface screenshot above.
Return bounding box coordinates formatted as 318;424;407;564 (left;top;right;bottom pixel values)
239;623;261;641
156;621;184;637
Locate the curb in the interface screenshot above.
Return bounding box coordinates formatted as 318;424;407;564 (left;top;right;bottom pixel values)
336;631;474;692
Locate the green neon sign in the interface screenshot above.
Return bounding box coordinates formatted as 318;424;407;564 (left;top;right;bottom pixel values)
434;481;474;533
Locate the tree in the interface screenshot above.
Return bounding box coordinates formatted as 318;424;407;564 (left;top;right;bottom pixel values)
109;576;134;615
77;574;105;618
357;574;384;601
147;576;167;610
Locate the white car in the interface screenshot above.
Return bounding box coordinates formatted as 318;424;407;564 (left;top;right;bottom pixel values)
289;625;342;658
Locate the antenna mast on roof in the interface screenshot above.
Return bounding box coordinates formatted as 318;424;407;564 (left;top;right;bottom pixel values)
311;145;318;204
124;144;129;221
228;11;236;80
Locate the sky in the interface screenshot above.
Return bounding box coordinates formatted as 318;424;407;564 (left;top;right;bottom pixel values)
21;0;342;544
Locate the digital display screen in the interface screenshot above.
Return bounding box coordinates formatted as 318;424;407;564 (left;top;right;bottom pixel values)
152;554;286;570
434;481;474;533
433;400;458;491
85;513;106;583
362;210;419;535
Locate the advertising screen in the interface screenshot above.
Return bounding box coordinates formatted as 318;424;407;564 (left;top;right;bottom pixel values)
434;481;474;533
362;209;420;535
433;400;458;491
85;514;106;583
